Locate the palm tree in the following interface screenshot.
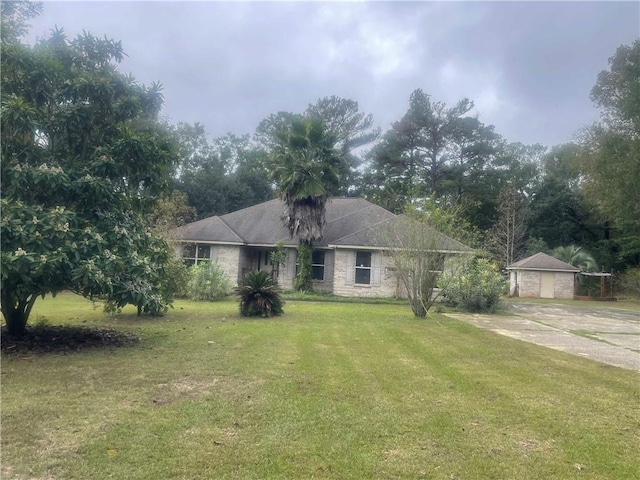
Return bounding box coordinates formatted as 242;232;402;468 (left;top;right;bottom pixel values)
270;119;344;291
552;245;598;272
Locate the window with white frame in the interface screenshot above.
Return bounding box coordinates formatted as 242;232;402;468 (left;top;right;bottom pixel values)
346;250;381;287
182;243;212;266
355;251;372;284
312;250;325;281
295;249;326;281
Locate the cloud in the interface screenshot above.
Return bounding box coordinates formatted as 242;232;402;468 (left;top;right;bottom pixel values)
26;1;640;146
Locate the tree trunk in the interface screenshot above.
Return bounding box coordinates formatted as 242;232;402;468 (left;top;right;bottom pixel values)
410;297;427;317
431;152;438;197
1;289;37;336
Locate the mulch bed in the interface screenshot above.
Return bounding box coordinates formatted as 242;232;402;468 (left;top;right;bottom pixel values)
1;324;140;355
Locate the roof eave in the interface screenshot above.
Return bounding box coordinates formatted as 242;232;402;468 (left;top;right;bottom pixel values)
176;239;245;246
328;244;473;254
507;266;580;273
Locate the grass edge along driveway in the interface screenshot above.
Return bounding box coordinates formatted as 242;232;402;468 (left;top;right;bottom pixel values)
2;294;639;480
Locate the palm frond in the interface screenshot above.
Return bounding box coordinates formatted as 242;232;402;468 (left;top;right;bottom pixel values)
236;270;284;317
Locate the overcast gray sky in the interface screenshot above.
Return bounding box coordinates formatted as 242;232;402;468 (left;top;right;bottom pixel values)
27;1;639;147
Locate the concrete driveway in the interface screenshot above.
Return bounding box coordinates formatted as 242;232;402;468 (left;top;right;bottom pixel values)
447;302;640;371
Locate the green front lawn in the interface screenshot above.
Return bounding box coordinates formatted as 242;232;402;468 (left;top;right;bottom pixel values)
2;293;639;479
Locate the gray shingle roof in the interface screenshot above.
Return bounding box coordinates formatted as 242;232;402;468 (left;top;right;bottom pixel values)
507;252;580;272
328;215;473;252
215;198;294;246
172;198;472;253
172;215;244;244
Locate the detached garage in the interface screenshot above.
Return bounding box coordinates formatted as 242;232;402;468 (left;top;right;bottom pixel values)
507;252;580;299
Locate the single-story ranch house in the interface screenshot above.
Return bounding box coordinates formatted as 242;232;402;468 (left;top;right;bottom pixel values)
172;198;472;298
507;252;580;299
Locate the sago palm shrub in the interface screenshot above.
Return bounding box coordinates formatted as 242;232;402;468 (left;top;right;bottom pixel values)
236;270;284;317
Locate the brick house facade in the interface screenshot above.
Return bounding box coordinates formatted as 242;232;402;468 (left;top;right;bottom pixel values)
172;198;472;298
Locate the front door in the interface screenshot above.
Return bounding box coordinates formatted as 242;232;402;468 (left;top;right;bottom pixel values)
256;249;274;275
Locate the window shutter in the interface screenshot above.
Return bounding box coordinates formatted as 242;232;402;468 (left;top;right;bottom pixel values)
345;251;354;285
371;251;381;286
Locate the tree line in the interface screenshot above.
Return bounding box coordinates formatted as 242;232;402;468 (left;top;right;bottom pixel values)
170;44;639;274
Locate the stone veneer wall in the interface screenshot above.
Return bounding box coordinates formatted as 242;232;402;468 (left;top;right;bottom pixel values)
174;243;242;285
553;272;575;299
332;250;400;298
213;245;241;285
517;270;541;298
277;248;298;291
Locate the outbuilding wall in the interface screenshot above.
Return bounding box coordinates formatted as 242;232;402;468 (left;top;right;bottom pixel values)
553;272;575;299
510;269;575;299
516;270;541;298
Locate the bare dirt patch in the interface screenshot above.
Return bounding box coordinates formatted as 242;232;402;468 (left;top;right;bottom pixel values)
152;378;218;406
1;325;139;355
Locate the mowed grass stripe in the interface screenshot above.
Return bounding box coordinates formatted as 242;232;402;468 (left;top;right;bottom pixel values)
2;295;639;479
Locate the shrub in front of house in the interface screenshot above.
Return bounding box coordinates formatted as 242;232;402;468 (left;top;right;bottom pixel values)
236;270;284;317
442;258;506;313
164;256;191;299
187;262;232;301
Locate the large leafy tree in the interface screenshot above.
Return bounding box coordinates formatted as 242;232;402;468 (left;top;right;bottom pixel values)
526;143;604;259
526;177;599;250
442;116;501;204
1;22;178;334
362;89;510;218
362;124;424;213
254;111;305;152
366;89;475;201
0;0;42;39
305;96;381;155
305;96;381;195
270;119;343;291
172;124;273;218
580;40;640;265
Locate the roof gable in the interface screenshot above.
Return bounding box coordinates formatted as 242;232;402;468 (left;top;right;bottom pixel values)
508;252;580;272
